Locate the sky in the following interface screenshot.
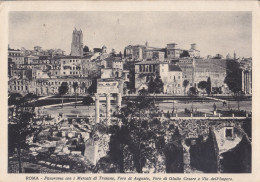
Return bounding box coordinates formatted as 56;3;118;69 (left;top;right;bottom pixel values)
9;11;252;58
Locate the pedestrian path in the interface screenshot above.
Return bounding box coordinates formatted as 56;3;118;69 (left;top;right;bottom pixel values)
203;96;227;103
43;101;83;109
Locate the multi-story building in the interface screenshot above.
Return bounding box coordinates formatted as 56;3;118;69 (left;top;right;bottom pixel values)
166;43;183;59
175;58;227;92
9;79;30;95
9;78;92;96
145;49;165;62
188;43;200;58
163;65;183;94
125;45;146;61
60;57;83;77
8;47;24;65
134;61;183;94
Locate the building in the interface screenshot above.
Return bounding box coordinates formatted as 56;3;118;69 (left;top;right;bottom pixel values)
164;65;183;94
71;28;83;57
134;61;183;94
8;78;92;96
125;45;146;61
188;43;200;58
175;58;228;93
166;43;183;59
59;57;83;77
8;47;24;65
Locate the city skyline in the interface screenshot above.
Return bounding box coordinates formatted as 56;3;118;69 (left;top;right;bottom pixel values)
9;11;252;58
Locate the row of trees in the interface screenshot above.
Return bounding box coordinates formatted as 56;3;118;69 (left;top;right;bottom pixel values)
183;77;212;96
58;79;97;108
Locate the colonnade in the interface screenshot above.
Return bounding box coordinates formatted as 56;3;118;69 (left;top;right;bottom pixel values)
94;93;122;124
242;70;252;94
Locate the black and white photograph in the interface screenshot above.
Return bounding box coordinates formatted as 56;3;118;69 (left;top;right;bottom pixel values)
2;2;257;178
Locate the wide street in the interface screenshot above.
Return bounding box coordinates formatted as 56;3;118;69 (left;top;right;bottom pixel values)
42;97;252;117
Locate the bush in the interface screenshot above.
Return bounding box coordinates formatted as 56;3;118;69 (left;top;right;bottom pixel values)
83;96;94;106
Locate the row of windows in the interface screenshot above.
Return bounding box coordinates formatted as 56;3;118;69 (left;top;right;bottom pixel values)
36;81;91;86
10;85;28;91
12;81;25;85
9;52;21;57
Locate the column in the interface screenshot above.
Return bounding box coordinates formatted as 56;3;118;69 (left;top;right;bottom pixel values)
95;94;100;124
106;93;111;124
241;70;244;92
117;93;122;109
249;70;252;94
247;71;250;94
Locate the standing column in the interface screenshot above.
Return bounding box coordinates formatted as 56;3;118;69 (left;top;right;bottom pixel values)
244;71;247;94
249;70;252;94
246;72;248;94
106;93;111;124
95;94;100;124
242;70;244;93
247;71;250;94
117;93;122;109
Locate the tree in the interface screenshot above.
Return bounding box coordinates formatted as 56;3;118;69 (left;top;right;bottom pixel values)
119;51;122;59
109;96;167;173
124;48;127;58
148;76;156;93
224;60;242;94
138;88;149;96
183;80;189;95
198;81;208;94
154;76;164;94
81;82;86;94
87;79;97;95
83;95;94;106
180;50;190;58
73;82;79;108
8;93;23;106
58;82;69;108
206;77;212;96
24;93;37;99
188;87;198;96
93;48;102;53
8;96;38;173
83;45;90;53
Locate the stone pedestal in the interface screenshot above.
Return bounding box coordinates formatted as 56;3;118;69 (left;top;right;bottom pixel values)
213;110;217;116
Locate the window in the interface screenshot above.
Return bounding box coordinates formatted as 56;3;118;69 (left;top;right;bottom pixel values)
225;127;233;139
63;72;66;74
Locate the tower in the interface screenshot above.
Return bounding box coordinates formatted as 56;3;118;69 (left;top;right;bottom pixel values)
190;43;197;50
71;28;83;57
234;51;237;60
145;41;148;47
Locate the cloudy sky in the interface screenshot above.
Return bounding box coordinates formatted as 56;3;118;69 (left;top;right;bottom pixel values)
9;11;251;58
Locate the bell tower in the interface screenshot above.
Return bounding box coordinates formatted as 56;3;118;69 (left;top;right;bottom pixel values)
71;28;83;57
